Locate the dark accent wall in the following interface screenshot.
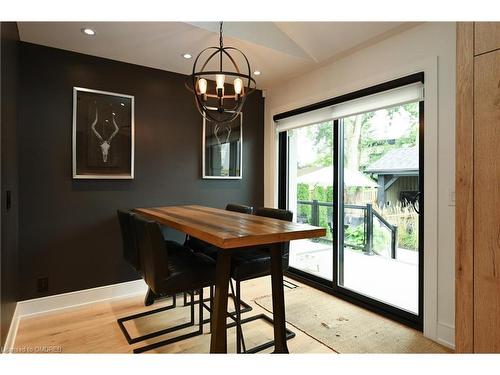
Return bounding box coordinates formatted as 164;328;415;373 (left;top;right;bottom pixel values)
17;42;264;300
1;22;20;347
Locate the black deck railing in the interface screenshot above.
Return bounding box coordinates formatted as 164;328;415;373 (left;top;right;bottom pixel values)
297;200;398;259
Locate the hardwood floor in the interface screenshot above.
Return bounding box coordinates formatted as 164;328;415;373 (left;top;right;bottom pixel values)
14;276;334;354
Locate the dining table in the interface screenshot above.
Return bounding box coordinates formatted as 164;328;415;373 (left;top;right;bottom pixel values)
133;205;326;353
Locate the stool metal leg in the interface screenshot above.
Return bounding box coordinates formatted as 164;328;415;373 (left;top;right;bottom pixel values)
184;285;252;326
190;290;195;324
133;289;201;354
230;280;242;353
209;285;214;333
199;288;204;334
235;280;247;353
240;314;295;354
118;295;180;345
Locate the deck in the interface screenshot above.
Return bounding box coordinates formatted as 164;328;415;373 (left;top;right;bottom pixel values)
289;239;418;314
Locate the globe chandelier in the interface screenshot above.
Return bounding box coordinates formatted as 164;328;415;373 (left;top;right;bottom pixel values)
187;22;257;123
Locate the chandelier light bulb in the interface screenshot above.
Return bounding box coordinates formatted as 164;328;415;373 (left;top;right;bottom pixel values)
198;78;207;94
216;74;225;100
233;78;243;95
216;74;225;90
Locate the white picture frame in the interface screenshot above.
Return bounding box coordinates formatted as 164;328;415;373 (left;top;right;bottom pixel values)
202;113;243;179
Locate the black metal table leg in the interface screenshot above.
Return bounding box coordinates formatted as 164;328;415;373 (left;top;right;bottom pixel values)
269;242;289;354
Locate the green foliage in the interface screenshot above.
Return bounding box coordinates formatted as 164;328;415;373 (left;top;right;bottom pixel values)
308;121;333;167
297;183;312;224
297;183;310;200
345;225;364;247
296;183;333;241
396;217;418;251
344;222;391;254
399;229;418;250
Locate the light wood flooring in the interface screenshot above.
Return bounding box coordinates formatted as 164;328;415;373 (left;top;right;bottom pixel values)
14;276;334;354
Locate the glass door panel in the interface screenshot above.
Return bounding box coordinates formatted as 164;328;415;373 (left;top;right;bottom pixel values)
338;102;421;314
286;121;334;281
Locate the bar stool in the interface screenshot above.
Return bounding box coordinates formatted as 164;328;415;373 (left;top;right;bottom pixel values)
229;207;296;353
183;203;254;321
117;209;176;307
116;211;216;353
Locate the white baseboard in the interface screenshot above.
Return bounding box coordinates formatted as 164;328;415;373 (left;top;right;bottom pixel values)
15;279;148;318
2;279;148;353
436;322;455;350
3;304;20;354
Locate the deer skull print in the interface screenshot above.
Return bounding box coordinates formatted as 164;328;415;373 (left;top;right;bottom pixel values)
213;123;231;145
90;108;119;163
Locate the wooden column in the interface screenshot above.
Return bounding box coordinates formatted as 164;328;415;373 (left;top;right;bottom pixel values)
473;47;500;353
456;21;500;353
455;22;474;354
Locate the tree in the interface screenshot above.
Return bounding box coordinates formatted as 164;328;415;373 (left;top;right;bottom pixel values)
344;113;373;171
308;102;419;172
307;121;333;166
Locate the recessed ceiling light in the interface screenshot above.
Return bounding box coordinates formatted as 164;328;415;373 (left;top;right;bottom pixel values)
182;53;192;59
81;28;96;36
253;70;261;76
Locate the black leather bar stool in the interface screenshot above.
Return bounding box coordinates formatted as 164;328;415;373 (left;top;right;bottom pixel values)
184;203;254;321
117;213;216;353
117;209;175;307
229;207;296;353
117;210;180;347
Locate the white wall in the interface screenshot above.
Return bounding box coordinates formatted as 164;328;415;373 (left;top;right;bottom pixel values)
264;22;456;348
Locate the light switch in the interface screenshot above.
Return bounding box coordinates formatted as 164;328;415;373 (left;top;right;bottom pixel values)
449;190;456;206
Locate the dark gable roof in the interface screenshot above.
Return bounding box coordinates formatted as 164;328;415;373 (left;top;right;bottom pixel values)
365;146;418;174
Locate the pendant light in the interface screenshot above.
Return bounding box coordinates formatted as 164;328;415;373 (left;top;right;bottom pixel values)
186;22;257;123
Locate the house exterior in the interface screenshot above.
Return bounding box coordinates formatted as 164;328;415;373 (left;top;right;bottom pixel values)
364;146;419;208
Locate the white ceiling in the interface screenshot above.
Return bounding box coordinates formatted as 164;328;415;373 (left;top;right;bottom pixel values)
17;22;418;88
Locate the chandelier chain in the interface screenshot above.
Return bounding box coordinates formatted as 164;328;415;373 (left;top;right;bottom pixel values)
219;22;224;49
219;22;224;71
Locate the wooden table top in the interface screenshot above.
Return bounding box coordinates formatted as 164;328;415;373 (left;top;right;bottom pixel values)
133;205;326;249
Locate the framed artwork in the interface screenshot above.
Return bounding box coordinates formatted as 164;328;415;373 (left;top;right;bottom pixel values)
72;87;134;179
202;112;242;179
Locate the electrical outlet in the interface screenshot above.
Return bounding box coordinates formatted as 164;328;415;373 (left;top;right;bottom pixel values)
37;277;48;293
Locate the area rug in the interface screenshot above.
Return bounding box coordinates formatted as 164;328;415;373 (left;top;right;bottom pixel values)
254;286;452;353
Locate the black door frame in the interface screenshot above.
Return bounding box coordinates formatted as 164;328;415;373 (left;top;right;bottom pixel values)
277;73;425;330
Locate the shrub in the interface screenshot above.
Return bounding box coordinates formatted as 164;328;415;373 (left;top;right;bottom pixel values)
378;203;419;251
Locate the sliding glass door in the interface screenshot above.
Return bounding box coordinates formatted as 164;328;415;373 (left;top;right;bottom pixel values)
286;121;334;281
338;102;421;315
277;74;424;328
